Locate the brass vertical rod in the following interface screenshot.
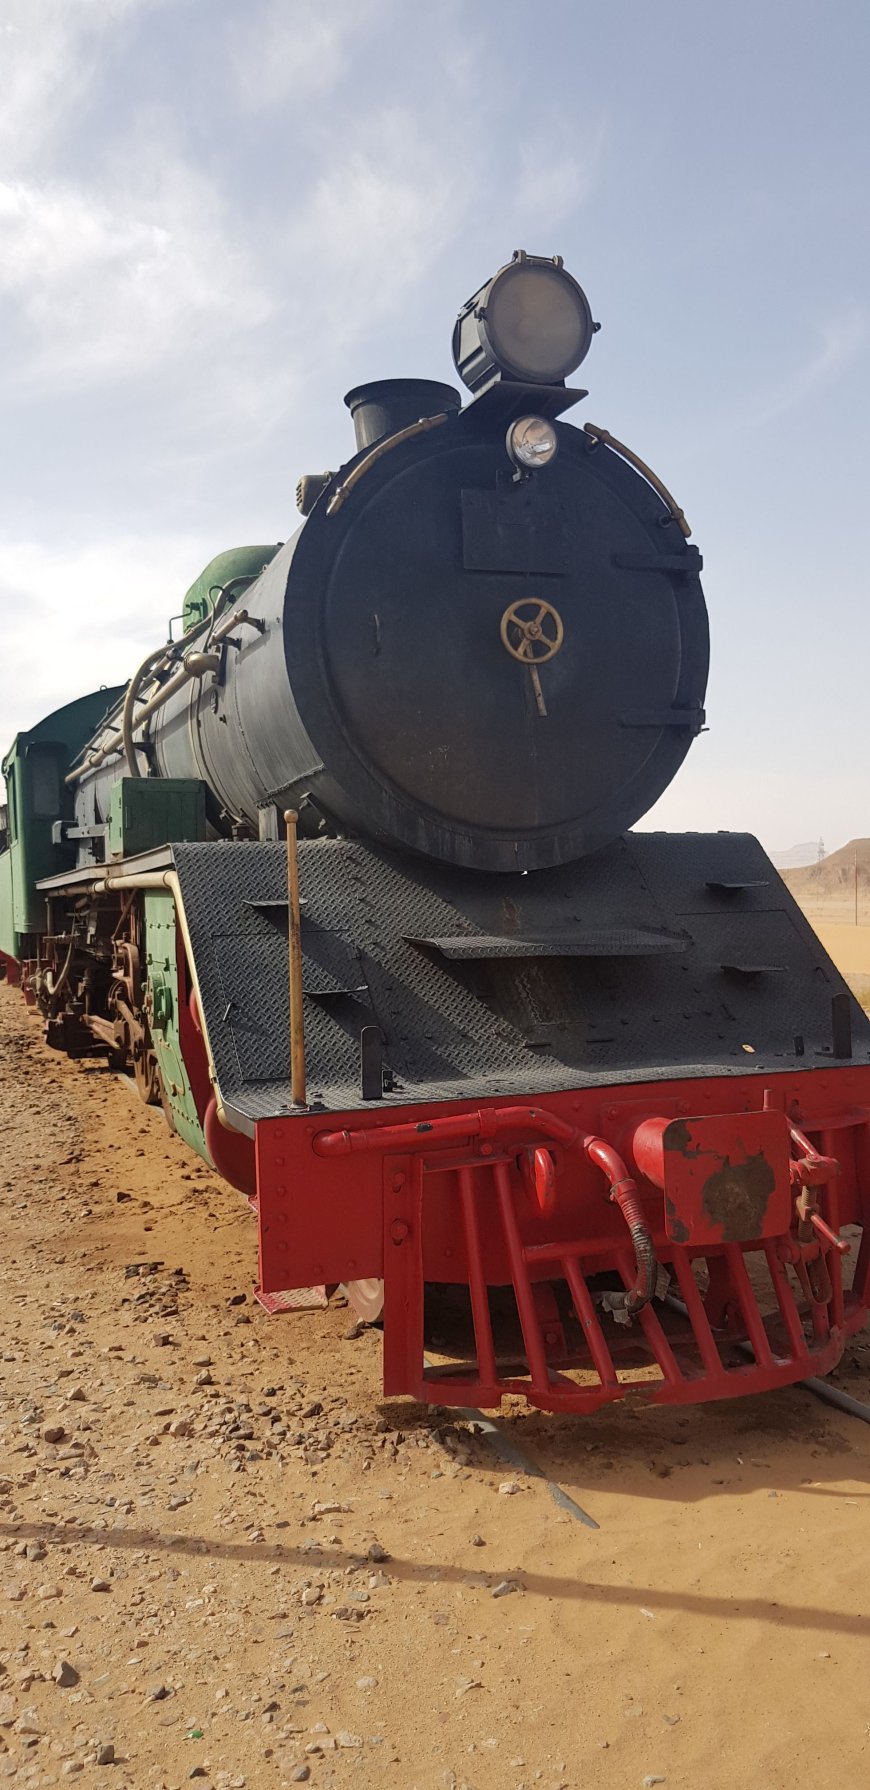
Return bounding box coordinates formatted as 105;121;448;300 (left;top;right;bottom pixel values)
284;809;307;1108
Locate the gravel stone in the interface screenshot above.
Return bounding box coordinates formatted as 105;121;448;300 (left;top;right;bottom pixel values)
53;1660;80;1688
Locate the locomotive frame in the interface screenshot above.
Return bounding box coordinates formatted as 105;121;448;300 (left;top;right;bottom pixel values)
3;249;869;1418
11;820;869;1418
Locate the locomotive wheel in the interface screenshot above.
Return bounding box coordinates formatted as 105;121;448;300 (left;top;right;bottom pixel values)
132;1038;162;1105
342;1278;384;1322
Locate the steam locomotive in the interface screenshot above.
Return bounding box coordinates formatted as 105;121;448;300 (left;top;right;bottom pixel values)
2;251;868;1414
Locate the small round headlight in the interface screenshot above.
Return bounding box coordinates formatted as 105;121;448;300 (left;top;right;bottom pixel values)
506;414;559;470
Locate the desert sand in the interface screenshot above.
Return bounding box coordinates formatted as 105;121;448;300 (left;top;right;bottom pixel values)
814;921;870;979
782;841;870;1003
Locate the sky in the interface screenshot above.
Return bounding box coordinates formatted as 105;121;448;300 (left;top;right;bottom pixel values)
1;0;868;855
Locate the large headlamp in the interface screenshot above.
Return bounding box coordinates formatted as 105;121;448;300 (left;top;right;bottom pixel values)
452;250;595;394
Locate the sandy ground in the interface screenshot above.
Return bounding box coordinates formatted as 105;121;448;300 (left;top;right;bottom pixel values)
789;898;870;929
812;921;870;977
2;982;870;1790
805;920;870;1005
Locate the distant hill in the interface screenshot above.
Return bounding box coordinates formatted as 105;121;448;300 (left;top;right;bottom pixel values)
781;838;870;902
769;841;825;870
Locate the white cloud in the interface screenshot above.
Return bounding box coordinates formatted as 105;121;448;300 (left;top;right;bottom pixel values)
228;0;393;108
0;533;209;747
742;307;868;431
514;116;608;230
0;0;492;407
284;110;461;350
0;157;273;388
0;1;269;393
0;6;470;402
0;0;153;173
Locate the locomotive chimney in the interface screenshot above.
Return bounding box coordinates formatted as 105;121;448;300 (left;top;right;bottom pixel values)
344;378;461;451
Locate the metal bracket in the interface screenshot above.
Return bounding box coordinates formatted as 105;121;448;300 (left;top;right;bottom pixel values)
620;708;706;731
613;547;703;576
360;1025;385;1101
51;821;108;845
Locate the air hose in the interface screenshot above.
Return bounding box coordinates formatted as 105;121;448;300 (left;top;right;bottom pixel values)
584;1136;658;1318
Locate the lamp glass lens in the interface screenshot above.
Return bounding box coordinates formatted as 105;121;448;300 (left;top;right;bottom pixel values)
487;263;589;380
510;416;558;467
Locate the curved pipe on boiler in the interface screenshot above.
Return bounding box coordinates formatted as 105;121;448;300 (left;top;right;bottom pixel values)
122;642;180;777
67;609;257;786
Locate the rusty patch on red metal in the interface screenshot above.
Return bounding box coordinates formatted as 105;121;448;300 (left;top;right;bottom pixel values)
665;1194;690;1244
700;1150;776;1242
667;1119;692;1155
661;1111;791;1246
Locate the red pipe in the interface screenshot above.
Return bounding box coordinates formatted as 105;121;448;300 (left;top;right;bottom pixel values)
313;1108;659;1322
811;1211;850;1253
313;1104;579;1157
629;1115;668;1187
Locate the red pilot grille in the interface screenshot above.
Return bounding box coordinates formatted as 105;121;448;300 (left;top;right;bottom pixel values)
254;1070;870;1415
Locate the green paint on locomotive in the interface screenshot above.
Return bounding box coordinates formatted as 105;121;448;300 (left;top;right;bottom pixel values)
0;848;14;967
181;545;282;634
143;889;209;1161
108;778;206;858
0;688;124;964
